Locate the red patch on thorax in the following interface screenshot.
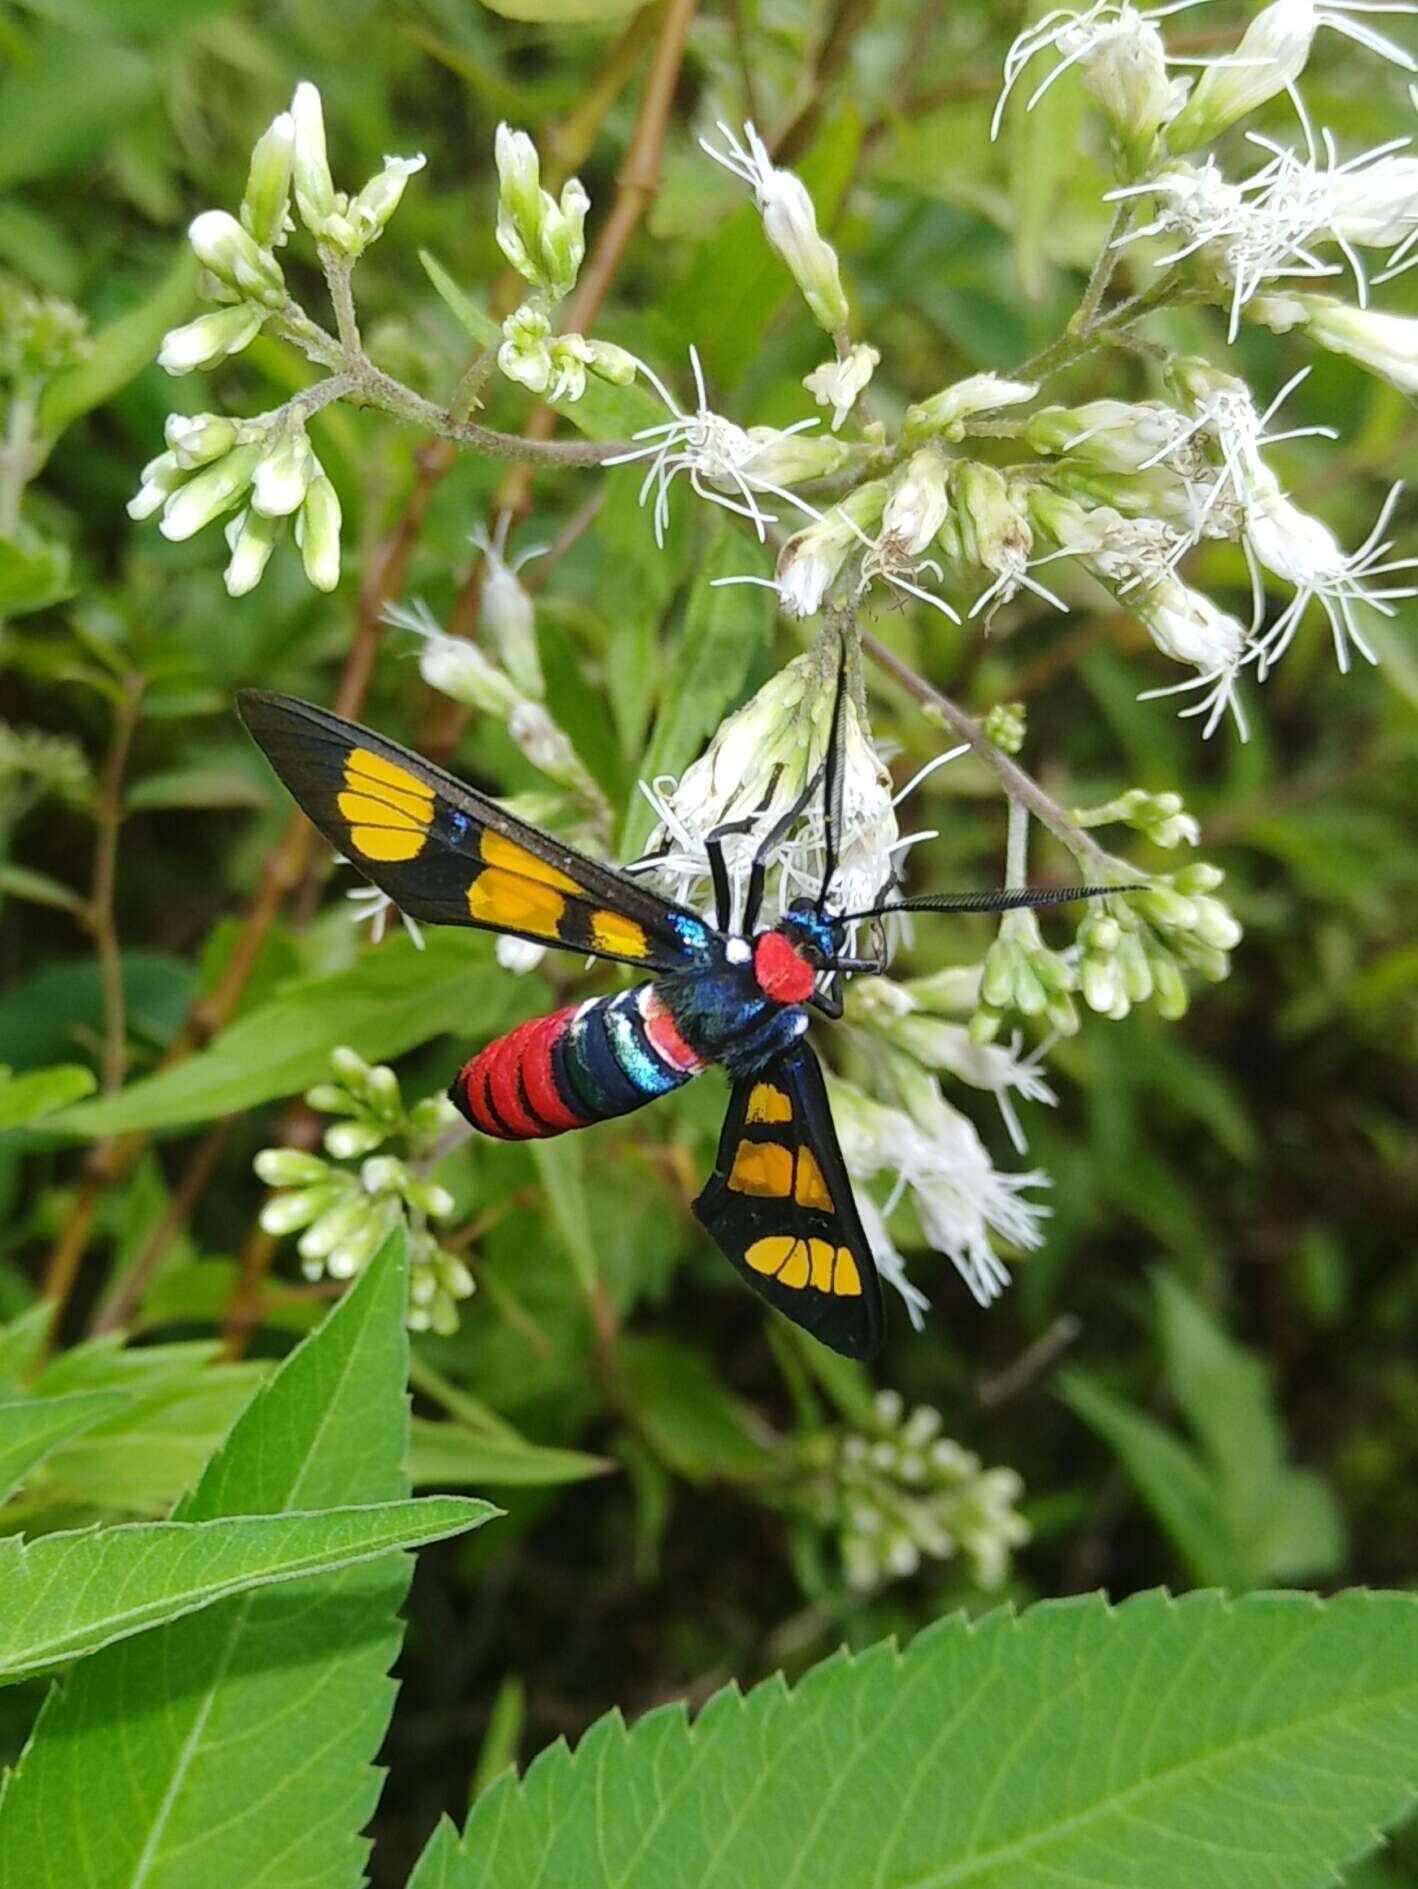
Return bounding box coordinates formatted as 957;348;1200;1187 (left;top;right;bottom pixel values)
753;930;816;1005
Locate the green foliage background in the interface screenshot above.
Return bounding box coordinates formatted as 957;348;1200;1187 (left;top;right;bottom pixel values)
1;0;1417;1881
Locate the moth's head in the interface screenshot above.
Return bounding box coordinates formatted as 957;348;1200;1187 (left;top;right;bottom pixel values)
752;900;852;1004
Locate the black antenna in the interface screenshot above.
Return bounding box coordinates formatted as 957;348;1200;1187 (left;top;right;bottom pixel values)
838;884;1136;922
815;633;850;914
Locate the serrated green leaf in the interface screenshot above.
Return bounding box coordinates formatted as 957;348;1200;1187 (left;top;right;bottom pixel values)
0;1495;489;1681
48;937;529;1136
0;1064;95;1131
410;1590;1418;1889
409;1416;609;1489
618;518;773;857
0;1391;126;1505
0;1230;490;1889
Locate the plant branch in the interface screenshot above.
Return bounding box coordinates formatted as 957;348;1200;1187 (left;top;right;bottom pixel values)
860;631;1115;875
85;678;142;1096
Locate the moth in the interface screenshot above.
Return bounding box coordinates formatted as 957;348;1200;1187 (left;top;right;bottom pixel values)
239;653;1104;1358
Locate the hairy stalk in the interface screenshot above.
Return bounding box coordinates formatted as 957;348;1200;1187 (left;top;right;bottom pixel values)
860;631;1115;876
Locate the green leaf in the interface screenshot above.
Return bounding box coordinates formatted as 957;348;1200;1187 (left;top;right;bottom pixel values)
618;518;773;857
409;1416;610;1489
419;249;502;347
530;1135;597;1296
410;1591;1418;1889
37;248;199;440
0;1231;484;1888
475;0;644;21
0;1495;488;1682
0;531;72;617
617;1337;777;1482
48;937;529;1136
125;763;270;812
0;30;154;191
0;1306;53;1394
0;863;87;918
0;1065;95;1131
0;1391;126;1505
1058;1367;1244;1588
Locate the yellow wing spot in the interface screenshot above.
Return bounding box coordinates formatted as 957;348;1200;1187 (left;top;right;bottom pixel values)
745;1235;796;1277
795;1147;835;1213
809;1239;835;1292
728;1142;793;1199
337;790;426;833
833;1248;863;1297
348;826;425;863
468;867;566;938
591;911;649;959
746;1084;792;1124
778;1241;811;1290
480;830;582;894
346;749;435;811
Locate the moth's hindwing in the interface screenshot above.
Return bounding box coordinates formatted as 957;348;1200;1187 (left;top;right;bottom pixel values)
237;690;710;971
695;1040;883;1359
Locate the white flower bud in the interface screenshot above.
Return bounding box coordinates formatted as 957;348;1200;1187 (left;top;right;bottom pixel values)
188;210;285;305
774;484;885;619
740;426;851;487
416;627;520;716
586;338;637;386
252;430;316;518
902;373;1037;445
291;81;337;234
295;473;342;592
254;1148;330;1188
1265;295;1418;395
703;121;849;333
497;302;553;394
1137;579;1246;671
546;333;591;404
223;506;283;597
159;442;262;540
157;303;263;376
127;451;184;520
802;342;880;430
348;152;426;249
881;450;951;557
242;110;295;249
508;699;584;782
496;935;548;974
481;546;542;699
165;411;242;469
494;124;586;299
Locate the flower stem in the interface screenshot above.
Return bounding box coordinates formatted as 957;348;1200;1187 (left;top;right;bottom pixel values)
860;631;1114;875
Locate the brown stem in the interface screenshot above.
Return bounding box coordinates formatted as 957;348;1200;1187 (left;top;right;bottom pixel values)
495;0;701;518
89;1116;237;1335
771;0;877;166
87;679;143;1096
860;631;1114;874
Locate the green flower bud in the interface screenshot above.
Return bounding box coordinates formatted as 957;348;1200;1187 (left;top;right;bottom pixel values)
254;1148;331;1188
159;441;263;541
260;1177;350;1237
494;125;586;300
157;303;263;376
324;1119;389;1161
981;701;1026;755
128;452;185;521
242;110;295;249
902;373;1036;446
586;338;637;386
347;153;426;250
299;1191;370;1262
296;473;342;591
330;1046;370;1089
291;81;337;234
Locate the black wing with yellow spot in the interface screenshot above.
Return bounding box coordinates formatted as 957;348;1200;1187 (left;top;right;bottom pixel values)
695;1040;883;1359
237;691;707;972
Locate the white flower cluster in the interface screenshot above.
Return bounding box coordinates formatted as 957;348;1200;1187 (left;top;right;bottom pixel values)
812;1390;1029;1592
255;1047;473;1334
